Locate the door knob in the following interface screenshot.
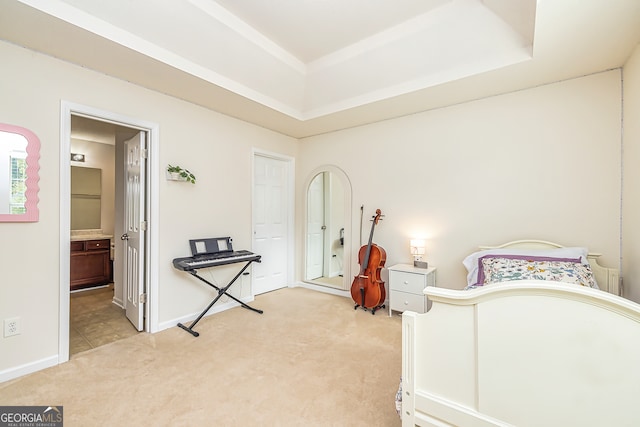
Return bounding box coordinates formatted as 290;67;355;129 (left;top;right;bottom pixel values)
121;233;129;240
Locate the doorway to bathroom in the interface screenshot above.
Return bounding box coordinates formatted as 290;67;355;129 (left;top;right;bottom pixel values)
69;114;146;356
68;115;142;356
59;102;159;363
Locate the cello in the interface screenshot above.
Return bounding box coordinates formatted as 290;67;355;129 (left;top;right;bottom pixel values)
351;209;387;314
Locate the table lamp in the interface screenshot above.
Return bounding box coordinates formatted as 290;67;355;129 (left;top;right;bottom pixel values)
410;239;428;268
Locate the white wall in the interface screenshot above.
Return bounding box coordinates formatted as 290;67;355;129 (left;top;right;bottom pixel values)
623;43;640;303
297;71;622;292
0;40;297;378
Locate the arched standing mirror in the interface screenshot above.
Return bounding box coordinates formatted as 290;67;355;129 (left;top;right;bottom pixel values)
0;123;40;222
304;166;352;290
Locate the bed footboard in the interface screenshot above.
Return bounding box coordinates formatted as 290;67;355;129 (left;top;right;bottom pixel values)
401;281;640;427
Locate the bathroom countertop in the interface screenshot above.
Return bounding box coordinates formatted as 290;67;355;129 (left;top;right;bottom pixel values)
71;230;113;241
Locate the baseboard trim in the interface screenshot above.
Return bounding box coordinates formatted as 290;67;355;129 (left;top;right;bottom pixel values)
0;355;58;383
294;281;350;298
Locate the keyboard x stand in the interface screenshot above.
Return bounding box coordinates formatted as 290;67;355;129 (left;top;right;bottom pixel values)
177;258;263;337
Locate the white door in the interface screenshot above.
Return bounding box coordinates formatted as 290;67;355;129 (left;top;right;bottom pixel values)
306;173;324;280
123;132;145;331
253;154;289;295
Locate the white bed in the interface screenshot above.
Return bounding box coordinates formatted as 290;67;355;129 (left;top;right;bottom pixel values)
401;240;640;426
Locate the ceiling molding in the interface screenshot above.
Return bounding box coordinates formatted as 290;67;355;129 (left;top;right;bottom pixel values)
187;0;307;74
1;0;639;138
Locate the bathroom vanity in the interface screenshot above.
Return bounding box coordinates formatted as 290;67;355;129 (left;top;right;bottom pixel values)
70;232;112;290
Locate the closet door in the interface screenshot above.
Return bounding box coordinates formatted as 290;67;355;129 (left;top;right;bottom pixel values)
252;154;291;295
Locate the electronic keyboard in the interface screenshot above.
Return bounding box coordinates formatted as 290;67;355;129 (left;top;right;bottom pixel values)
172;250;261;271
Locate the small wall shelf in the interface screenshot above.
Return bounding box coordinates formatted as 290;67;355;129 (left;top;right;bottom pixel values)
166;171;188;182
166;165;196;183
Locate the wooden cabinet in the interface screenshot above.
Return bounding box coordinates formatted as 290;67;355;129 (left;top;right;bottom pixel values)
70;239;111;290
388;264;436;315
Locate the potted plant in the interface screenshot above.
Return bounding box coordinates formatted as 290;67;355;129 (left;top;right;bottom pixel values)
166;164;196;184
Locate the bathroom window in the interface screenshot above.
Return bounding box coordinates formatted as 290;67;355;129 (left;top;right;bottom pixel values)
9;152;27;214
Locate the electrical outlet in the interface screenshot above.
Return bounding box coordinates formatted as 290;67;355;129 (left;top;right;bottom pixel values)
4;317;21;337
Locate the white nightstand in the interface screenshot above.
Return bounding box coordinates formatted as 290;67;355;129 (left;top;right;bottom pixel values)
388;264;436;316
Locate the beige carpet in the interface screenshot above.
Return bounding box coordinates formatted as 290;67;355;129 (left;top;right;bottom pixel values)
0;287;403;426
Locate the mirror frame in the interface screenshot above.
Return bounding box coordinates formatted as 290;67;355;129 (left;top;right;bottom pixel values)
303;165;352;289
0;123;40;222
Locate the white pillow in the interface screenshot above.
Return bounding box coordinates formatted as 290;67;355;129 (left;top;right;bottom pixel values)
462;247;589;287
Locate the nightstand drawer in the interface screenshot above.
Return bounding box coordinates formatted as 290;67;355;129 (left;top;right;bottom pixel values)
388;265;436;316
390;290;426;313
389;270;425;294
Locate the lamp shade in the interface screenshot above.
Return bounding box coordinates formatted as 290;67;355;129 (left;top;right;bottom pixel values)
410;239;428;268
410;239;425;255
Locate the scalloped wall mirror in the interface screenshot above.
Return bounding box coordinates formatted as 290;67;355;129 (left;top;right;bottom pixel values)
0;123;40;222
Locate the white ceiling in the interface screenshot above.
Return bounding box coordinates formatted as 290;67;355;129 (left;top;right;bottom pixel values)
1;0;640;138
213;0;452;63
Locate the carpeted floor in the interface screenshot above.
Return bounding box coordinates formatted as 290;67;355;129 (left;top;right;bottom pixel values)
0;287;402;426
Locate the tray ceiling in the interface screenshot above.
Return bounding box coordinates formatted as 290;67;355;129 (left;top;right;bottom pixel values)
1;0;639;137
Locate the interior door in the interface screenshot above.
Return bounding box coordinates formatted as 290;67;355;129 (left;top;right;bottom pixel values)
306;173;324;280
253;154;289;295
123;132;145;331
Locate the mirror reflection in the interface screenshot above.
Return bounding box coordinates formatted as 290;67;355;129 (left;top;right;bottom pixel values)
0;131;27;215
305;171;345;288
71;166;102;230
0;124;40;222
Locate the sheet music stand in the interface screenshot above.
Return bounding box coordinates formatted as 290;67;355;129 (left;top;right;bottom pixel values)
177;258;262;337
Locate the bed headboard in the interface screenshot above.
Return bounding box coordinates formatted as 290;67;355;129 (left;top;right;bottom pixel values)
478;240;620;296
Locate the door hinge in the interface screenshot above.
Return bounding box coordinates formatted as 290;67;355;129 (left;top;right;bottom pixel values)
140;293;147;304
140;220;147;231
141;148;148;159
